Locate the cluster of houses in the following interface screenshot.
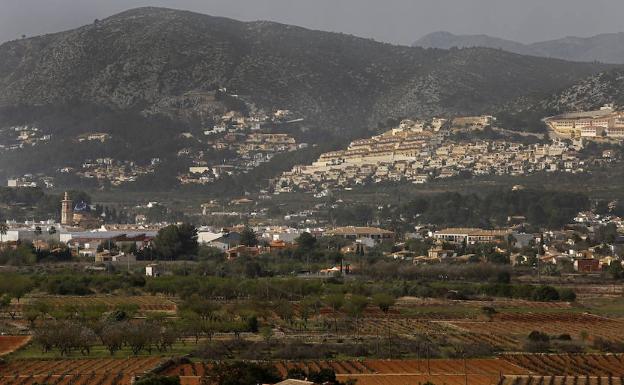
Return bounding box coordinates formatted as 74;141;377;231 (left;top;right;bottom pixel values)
179;132;305;185
545;104;624;140
196;225;395;262
203;107;302;136
1;190;623;278
80;216;624;278
67;158;160;186
6;174;54;189
535;212;624;273
1;211;623;276
276;118;605;193
404;217;624;274
4;216;622;276
0;125;51;151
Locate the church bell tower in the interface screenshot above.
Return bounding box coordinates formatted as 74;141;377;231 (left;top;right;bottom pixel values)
61;192;73;226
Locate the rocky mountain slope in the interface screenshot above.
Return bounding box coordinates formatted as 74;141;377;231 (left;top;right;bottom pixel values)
0;7;610;133
495;68;624;134
415;31;624;64
534;69;624;113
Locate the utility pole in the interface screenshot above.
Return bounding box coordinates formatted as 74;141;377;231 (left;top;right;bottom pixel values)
425;332;431;375
416;341;421;373
538;232;544;283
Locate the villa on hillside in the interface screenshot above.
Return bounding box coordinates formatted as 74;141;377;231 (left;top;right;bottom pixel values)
325;226;395;244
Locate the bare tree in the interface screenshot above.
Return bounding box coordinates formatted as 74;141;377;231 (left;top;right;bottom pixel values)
100;323;126;356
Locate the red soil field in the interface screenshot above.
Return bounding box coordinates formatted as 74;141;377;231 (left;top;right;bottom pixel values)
163;358;530;385
503;354;624;376
339;374;502;385
500;376;624;385
449;313;624;342
0;357;163;385
0;336;30;356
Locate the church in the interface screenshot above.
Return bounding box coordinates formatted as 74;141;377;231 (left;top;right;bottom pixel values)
60;192;102;229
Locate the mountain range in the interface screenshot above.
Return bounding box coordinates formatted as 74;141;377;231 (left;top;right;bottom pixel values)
414;31;624;64
0;7;611;132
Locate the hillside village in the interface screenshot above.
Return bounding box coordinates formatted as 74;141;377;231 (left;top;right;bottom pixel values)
4;103;624;191
1;86;305;188
0;125;51;151
72;158;160;186
276;114;619;193
178;132;305;185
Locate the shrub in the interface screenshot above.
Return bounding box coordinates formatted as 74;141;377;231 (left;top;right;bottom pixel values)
553;341;584;353
531;285;559;301
558;288;576;302
134;375;181;385
592;337;624;353
528;330;550;342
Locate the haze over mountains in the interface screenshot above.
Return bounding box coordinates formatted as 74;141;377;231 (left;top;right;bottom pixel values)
414;31;624;64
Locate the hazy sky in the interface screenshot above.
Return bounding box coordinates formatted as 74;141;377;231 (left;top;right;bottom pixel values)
1;0;624;45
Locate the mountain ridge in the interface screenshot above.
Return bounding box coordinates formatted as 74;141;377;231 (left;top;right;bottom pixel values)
0;7;615;181
0;7;610;131
414;31;624;64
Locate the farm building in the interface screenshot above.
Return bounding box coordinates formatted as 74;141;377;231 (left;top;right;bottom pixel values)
433;228;510;244
573;258;601;273
145;264;161;277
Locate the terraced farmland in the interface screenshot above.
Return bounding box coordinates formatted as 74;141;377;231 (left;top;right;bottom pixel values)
340;374;503;385
6;355;623;385
18;296;177;312
498;376;624;385
0;357;163;385
449;313;624;341
503;354;624;376
163;359;530;385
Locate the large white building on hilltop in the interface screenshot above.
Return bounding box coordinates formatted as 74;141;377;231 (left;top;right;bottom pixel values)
545;104;624;139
